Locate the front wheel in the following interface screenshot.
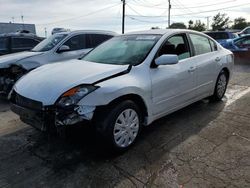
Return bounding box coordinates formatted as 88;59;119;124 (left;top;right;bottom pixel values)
95;100;142;151
210;70;228;101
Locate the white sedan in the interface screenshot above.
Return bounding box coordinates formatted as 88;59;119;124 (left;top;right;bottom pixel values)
10;29;234;151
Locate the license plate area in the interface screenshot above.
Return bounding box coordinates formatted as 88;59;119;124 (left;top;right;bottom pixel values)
11;104;47;131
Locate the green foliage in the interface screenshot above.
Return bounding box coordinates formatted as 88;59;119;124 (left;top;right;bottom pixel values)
188;20;206;31
231;17;250;30
169;22;187;29
211;13;231;31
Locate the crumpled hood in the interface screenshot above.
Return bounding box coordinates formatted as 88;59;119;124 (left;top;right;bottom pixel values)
14;60;129;105
0;51;43;69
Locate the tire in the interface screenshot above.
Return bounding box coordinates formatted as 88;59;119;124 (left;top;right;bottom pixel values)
95;100;142;151
210;70;228;102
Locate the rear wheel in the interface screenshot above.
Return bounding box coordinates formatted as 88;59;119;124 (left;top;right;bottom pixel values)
210;70;228;101
95;100;142;151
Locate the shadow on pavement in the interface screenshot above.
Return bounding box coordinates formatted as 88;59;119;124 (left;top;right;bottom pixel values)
0;98;226;187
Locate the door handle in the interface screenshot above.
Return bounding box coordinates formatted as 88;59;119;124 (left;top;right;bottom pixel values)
215;57;221;62
188;66;196;73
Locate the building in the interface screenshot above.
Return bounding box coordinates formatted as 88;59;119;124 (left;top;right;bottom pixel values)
0;22;36;34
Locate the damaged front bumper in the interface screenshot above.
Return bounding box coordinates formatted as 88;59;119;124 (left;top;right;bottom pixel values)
10;90;96;132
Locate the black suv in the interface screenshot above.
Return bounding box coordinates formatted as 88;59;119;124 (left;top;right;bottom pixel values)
0;32;44;56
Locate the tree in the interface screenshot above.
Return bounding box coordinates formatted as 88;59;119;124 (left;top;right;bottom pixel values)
169;22;187;29
188;20;206;31
211;13;231;31
231;17;250;30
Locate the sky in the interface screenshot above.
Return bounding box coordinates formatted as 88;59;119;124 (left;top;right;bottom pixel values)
0;0;250;37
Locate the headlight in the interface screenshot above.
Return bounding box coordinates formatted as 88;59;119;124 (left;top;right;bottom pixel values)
57;85;98;107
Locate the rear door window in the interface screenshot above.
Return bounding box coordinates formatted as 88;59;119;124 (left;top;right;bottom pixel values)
88;34;113;48
63;34;86;51
189;34;212;55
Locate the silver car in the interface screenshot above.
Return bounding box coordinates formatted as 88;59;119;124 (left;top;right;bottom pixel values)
10;29;234;150
0;30;116;95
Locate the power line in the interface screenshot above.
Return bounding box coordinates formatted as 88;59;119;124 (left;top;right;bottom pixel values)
37;3;121;26
172;2;250;16
125;2;250;18
172;0;237;9
128;0;237;10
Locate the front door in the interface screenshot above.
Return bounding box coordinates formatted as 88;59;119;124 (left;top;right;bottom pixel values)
150;34;197;116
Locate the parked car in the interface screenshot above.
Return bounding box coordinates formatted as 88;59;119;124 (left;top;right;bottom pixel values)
0;30;116;95
238;26;250;36
0;32;43;56
204;31;238;46
222;35;250;64
10;29;233;150
51;28;70;35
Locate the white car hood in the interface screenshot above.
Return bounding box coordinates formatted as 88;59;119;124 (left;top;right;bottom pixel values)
0;51;43;69
14;60;129;105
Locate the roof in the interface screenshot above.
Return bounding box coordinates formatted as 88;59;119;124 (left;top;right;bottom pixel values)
0;32;42;39
55;30;117;36
125;29;202;35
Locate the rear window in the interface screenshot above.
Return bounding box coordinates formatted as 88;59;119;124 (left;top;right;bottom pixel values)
205;32;229;40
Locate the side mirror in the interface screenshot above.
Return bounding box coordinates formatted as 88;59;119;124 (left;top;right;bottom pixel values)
155;54;179;66
57;45;70;53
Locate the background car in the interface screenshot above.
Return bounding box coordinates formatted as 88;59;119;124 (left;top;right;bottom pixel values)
0;32;44;56
10;29;233;151
238;26;250;36
0;30;116;95
204;31;238;46
223;35;250;64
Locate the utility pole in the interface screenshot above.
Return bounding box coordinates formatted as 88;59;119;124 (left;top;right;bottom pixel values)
168;0;171;28
206;16;211;30
21;15;25;30
121;0;125;34
44;27;47;38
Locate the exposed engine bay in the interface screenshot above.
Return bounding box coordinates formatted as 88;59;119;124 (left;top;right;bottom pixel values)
0;66;27;95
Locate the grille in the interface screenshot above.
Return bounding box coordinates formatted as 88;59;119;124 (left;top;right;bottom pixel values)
12;90;43;111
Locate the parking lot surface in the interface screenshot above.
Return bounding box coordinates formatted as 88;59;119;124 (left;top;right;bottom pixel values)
0;65;250;188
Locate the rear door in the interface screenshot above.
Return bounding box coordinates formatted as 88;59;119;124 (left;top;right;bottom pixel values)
188;33;219;96
150;33;197;116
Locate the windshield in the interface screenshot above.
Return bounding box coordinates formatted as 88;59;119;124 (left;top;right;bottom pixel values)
32;34;67;52
82;34;161;65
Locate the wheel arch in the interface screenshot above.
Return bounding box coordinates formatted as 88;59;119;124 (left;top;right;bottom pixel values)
221;67;230;80
94;94;149;122
106;94;148;117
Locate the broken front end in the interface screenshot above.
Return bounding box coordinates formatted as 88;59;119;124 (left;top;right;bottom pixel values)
9;87;97;132
0;66;26;96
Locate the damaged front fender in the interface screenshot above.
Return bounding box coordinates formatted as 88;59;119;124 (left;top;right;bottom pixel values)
55;105;96;127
